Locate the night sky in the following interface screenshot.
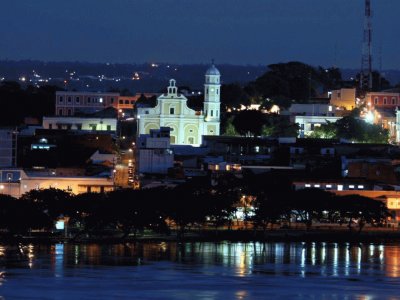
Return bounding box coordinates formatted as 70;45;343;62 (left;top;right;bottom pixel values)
1;0;399;68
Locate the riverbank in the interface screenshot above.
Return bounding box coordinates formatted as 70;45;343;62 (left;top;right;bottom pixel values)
2;227;400;244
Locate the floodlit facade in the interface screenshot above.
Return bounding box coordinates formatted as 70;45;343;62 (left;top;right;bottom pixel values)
137;127;174;174
329;88;356;110
137;65;221;145
55;91;119;116
0;168;114;198
366;92;400;109
295;115;341;138
42;116;117;133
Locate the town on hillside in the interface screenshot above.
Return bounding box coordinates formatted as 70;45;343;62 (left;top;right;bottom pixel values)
1;60;400;238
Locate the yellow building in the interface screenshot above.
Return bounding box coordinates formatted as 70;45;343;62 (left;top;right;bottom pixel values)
329;88;356;110
137;65;221;145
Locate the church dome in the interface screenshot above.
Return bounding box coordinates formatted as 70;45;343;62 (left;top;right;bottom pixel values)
205;64;220;76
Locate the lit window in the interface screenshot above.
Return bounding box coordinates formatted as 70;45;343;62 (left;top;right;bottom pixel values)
337;185;343;191
349;185;355;189
326;184;332;188
305;184;311;188
358;185;364;189
314;184;320;188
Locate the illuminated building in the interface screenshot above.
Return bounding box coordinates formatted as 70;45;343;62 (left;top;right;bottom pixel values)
329;88;356;110
137;64;221;145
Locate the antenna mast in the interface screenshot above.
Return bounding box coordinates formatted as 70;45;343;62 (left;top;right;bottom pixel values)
360;0;373;92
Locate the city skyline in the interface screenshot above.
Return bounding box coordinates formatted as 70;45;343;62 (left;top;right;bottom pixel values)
1;1;400;69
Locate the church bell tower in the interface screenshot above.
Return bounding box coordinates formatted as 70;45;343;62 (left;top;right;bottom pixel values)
203;63;221;136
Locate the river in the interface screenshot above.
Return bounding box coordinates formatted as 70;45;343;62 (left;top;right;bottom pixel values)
0;242;400;299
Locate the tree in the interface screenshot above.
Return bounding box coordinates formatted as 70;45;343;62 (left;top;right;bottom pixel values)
334;195;388;232
221;83;250;110
232;110;266;136
292;188;335;230
223;116;239;136
20;188;73;222
335;115;388;143
309;121;337;139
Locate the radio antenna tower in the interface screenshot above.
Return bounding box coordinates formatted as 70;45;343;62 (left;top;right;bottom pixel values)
360;0;373;92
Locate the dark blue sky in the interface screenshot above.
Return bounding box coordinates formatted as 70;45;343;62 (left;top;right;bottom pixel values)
1;0;399;68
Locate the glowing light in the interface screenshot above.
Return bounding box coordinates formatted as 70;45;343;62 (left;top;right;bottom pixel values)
365;111;374;123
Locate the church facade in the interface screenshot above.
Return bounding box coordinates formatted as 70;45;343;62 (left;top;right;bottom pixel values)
137;65;221;146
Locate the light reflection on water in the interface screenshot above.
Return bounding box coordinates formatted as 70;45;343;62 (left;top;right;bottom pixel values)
0;242;400;299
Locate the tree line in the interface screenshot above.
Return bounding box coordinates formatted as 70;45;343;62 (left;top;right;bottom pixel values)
0;173;389;239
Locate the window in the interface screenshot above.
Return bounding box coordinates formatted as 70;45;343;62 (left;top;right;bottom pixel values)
6;173;13;181
49;124;52;129
67;109;72;116
90;124;97;131
374;97;378;104
216;110;219;116
76;97;80;103
125;100;129;104
87;97;91;103
110;97;114;103
119;100;123;104
217;89;219;95
67;96;72;103
106;125;111;131
59;96;64;103
392;98;396;105
206;88;209;94
189;129;193;133
210;110;213;117
383;97;387;105
76;124;82;130
130;101;134;104
188;137;194;144
58;109;63;116
170;107;175;114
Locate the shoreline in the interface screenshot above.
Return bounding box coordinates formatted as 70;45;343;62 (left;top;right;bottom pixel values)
2;228;400;244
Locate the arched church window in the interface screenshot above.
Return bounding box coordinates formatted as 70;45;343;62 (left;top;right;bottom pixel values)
210;110;213;117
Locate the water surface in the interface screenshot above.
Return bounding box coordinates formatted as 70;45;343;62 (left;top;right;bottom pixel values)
1;242;399;299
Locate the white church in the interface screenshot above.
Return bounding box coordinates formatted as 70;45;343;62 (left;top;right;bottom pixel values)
137;64;221;146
